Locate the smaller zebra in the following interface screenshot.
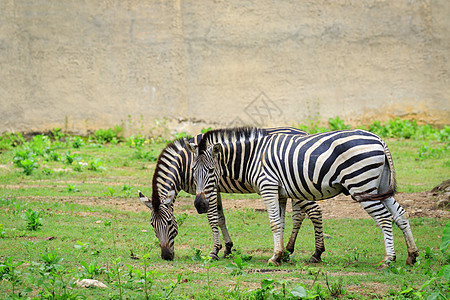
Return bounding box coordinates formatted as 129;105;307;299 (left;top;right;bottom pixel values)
188;127;419;266
139;128;326;262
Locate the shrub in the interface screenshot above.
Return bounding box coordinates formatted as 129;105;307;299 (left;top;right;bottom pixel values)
21;209;43;230
94;126;123;144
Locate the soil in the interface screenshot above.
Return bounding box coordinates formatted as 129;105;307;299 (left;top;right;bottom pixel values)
21;190;449;220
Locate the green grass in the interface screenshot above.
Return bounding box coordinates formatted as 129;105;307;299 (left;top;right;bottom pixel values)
0;129;449;299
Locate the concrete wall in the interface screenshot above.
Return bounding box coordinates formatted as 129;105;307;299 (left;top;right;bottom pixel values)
1;0;449;137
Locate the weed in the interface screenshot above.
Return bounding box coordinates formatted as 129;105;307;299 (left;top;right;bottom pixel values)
175;213;188;228
64;151;79;165
19;157;39;175
174;131;188;139
51;127;66;141
418;143;448;160
94;126;123;144
104;187;116;197
71;136;84;148
88;158;105;171
74;240;90;252
0;132;24;149
328;116;351;131
191;248;215;298
122;184;132;197
201;127;212;134
67;184;80;193
21;209;43;230
126;135;147;148
0;256;25;295
80;260;104;279
0;223;6;238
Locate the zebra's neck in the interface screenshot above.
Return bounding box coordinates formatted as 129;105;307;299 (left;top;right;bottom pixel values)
201;128;266;183
152;139;193;205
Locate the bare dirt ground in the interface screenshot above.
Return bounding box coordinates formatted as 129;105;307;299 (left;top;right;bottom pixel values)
36;190;449;220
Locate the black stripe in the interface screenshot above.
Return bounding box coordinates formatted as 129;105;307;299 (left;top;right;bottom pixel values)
341;162;384;184
347;175;380;191
327;150;385;187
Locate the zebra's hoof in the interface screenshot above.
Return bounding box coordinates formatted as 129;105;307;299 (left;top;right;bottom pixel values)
376;263;389;270
406;251;419;266
286;245;295;254
209;253;219;260
308;256;322;263
268;258;281;266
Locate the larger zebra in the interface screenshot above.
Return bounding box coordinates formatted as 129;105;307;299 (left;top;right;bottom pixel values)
139;127;326;262
187;127;419;266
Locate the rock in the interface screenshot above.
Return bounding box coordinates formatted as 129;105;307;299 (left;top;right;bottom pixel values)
75;279;108;288
431;179;450;193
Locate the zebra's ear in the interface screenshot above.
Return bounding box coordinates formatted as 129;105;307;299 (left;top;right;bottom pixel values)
138;190;153;211
163;190;176;205
212;143;222;157
184;138;198;154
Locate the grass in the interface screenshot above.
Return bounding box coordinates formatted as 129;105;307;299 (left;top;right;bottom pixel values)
0;122;449;299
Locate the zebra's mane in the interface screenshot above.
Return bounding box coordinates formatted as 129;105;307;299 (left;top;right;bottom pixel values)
151;138;190;212
198;127;266;152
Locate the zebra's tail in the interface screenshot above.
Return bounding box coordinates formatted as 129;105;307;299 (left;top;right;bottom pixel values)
354;140;397;202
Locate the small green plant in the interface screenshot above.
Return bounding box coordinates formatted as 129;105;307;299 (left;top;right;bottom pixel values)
174;131;188;139
191;248;215;298
74;240;90;252
122;184;133;197
126;135;147;148
0;256;25;296
0;132;24;149
175;213;188;228
328;116;351;131
21;209;43;230
0;223;6;238
418;143;447;160
80;260;103;279
51;127;66;141
201;127;212;134
94;126;123;144
71;136;84;148
104;187;115;197
64;151;80;165
67;184;80;193
41;250;63;269
19;158;39;175
88;158;105;171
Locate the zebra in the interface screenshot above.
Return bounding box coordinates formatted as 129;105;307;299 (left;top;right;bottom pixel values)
138;127;326;262
187;127;419;267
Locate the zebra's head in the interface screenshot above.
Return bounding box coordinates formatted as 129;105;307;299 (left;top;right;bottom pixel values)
186;140;222;214
139;190;178;261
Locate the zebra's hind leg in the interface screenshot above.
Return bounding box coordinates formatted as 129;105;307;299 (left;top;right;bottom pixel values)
359;200;396;269
286;199;307;254
382;197;419;266
206;191;222;260
217;193;233;258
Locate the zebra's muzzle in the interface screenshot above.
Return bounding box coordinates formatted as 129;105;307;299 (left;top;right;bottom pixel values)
161;247;174;261
194;193;209;214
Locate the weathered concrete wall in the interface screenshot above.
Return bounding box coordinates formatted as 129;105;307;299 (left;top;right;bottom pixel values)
0;0;448;136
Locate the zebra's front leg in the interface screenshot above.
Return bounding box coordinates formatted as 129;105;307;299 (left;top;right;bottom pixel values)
286;199;307;254
206;191;222;260
261;186;284;266
216;193;233;258
291;200;325;263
